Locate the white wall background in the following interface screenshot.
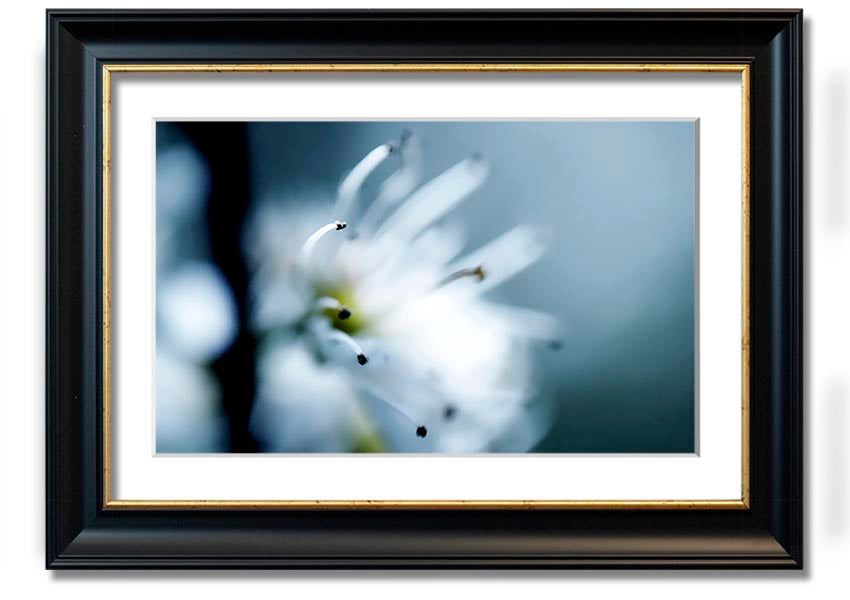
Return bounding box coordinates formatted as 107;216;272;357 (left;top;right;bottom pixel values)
0;0;845;596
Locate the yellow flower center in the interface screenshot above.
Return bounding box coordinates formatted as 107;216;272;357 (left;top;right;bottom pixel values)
315;285;367;336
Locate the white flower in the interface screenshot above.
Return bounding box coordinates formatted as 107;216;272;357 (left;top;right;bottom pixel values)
156;350;228;453
243;132;558;452
155;137;233;453
158;261;238;363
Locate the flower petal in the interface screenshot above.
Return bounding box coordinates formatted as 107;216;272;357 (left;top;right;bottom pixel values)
358;132;424;233
249;337;363;452
375;155;488;245
335;142;394;219
483;303;562;342
447;225;547;295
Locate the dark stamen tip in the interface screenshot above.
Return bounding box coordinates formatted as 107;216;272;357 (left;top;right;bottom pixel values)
548;340;563;351
357;353;369;366
443;405;457;421
473;265;486;281
337;307;352;320
416;426;428;438
335;221;347;230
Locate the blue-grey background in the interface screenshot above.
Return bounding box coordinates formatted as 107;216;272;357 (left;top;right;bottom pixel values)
158;120;696;453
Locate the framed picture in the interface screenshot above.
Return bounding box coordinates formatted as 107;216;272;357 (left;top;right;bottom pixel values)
46;9;803;568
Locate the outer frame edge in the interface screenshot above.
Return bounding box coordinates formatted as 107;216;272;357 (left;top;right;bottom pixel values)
46;9;803;569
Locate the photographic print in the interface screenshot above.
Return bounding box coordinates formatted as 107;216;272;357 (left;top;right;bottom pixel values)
47;10;804;569
155;120;696;454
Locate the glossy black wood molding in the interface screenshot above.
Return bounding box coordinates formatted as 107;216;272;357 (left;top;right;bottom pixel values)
46;10;803;569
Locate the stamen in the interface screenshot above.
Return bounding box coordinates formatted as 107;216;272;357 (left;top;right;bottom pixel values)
298;221;346;269
335;143;394;219
416;425;428;438
322;328;369;366
445;225;546;295
356;383;425;433
314;296;352;320
315;296;341;311
358;132;423;233
438;264;486;288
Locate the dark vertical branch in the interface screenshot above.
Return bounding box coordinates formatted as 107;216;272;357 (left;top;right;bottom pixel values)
180;122;258;452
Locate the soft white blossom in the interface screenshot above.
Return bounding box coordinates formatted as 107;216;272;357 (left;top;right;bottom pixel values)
158;261;238;363
155;136;232;452
243;133;558;452
156;350;228;453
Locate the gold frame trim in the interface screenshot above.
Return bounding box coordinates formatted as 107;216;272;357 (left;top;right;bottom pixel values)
101;63;751;510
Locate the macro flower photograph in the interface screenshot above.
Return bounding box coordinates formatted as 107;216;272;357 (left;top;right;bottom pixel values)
155;120;696;454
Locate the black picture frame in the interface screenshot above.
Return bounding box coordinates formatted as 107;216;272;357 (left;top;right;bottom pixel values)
46;9;803;569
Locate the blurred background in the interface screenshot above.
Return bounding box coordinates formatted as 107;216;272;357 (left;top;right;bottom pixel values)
156;120;695;454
